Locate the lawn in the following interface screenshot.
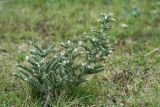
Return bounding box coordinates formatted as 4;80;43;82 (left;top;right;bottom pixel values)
0;0;160;106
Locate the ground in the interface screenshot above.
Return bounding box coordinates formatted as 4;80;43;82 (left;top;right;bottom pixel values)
0;0;159;106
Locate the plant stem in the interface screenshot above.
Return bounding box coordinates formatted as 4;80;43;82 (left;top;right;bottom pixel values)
43;92;51;107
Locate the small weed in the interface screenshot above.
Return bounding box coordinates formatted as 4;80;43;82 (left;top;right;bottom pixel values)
14;12;114;106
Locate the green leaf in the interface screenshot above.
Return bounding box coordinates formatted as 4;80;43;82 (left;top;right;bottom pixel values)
30;41;43;53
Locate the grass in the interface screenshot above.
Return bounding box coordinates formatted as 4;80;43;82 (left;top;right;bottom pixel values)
0;0;160;106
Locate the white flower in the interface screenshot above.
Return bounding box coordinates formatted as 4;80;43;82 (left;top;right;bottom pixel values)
64;76;68;79
103;56;107;59
86;51;89;54
99;52;102;55
37;64;40;67
60;42;65;45
88;57;91;60
25;56;29;60
43;49;46;53
78;41;83;46
40;58;45;63
60;51;65;56
54;55;58;58
97;19;101;22
120;23;128;28
87;65;92;69
104;15;108;19
108;54;111;58
81;63;87;66
24;78;28;81
62;56;65;59
109;50;112;53
73;48;78;52
92;38;96;41
108;12;113;16
80;51;84;54
33;73;38;76
67;40;71;45
63;60;69;64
